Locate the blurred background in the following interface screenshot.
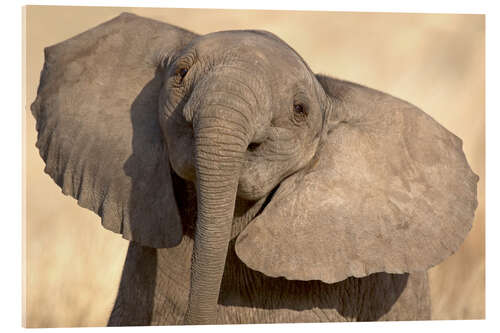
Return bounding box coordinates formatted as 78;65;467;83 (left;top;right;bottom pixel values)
24;6;484;327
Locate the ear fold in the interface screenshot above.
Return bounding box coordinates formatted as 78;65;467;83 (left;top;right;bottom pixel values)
31;13;198;248
235;75;478;283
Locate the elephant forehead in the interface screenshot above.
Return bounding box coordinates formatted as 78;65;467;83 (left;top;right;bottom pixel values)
194;30;308;73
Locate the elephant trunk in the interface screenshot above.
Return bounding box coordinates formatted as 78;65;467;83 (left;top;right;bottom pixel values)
184;99;252;324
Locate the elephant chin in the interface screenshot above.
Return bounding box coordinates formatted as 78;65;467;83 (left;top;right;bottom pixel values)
170;157;196;183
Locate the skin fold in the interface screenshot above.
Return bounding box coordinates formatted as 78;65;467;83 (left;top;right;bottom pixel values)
108;174;431;325
31;13;478;325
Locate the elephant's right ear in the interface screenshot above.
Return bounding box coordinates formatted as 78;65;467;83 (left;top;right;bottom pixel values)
31;13;198;248
236;75;478;283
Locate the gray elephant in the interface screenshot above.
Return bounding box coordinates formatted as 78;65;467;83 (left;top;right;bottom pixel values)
31;13;478;325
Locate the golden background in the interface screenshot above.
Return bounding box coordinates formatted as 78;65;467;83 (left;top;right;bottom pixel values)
24;6;485;327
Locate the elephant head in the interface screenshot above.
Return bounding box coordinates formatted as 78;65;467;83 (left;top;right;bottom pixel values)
31;13;478;325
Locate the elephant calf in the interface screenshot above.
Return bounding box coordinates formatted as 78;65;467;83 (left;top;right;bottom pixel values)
31;13;478;325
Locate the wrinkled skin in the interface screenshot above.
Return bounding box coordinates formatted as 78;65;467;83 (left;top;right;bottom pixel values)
157;30;330;323
109;247;430;325
108;30;432;325
31;14;477;326
108;187;431;325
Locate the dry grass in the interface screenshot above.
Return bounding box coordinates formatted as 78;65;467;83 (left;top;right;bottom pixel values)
23;6;484;327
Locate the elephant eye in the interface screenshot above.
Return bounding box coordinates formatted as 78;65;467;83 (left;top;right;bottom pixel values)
247;142;261;152
293;103;308;122
176;66;189;81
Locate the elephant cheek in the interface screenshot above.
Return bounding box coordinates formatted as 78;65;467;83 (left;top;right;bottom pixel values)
167;129;196;182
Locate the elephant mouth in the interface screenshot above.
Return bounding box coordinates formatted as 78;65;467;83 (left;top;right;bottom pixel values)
170;167;198;239
229;181;281;238
169;160;282;241
253;182;280;218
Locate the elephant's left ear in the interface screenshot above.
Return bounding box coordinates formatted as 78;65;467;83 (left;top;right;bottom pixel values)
235;75;478;283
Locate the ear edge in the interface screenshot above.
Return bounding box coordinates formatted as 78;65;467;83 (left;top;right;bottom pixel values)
31;13;196;249
37;126;185;249
236;196;477;284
